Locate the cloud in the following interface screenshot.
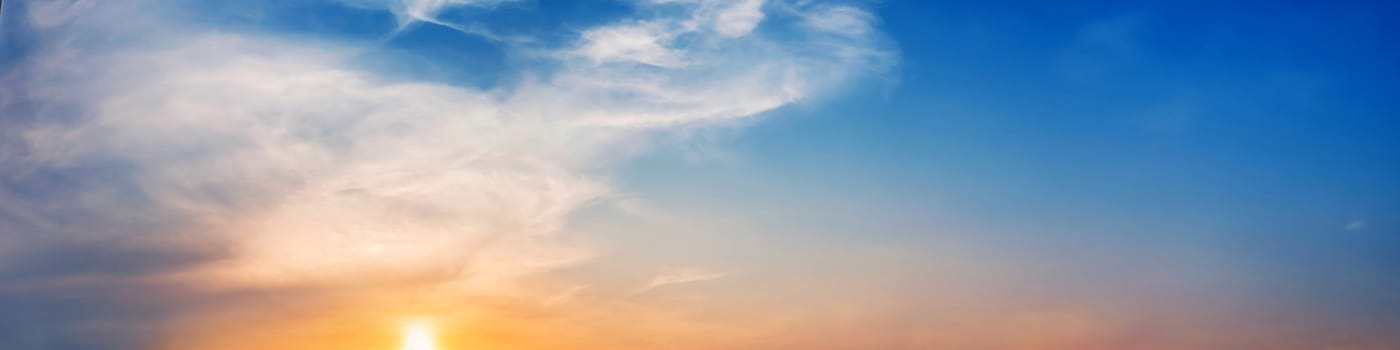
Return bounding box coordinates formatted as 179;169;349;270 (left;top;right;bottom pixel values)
800;4;875;36
0;0;892;348
635;268;729;294
713;0;766;37
337;0;520;31
576;22;690;67
1345;220;1366;231
571;0;766;67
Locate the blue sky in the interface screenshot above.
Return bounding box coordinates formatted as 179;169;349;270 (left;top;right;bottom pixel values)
602;0;1400;345
2;0;1399;349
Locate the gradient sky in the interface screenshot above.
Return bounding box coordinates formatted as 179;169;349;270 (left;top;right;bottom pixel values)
2;0;1399;349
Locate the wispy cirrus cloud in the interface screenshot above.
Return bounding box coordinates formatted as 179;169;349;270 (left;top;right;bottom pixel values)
336;0;520;31
634;267;729;294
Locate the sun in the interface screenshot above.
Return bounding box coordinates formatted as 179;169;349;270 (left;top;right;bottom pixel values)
400;322;438;350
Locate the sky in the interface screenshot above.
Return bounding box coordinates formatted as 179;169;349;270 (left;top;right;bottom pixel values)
1;0;1398;349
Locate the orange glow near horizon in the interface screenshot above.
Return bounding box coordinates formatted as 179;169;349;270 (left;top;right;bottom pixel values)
401;322;439;350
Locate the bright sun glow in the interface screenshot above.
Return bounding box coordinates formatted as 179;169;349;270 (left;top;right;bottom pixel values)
401;323;438;350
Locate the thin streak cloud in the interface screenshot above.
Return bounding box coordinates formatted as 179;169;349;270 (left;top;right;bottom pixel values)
634;268;729;294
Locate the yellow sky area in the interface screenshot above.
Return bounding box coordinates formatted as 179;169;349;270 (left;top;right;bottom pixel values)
147;274;1148;350
149;277;1378;350
152;282;767;350
142;228;1379;350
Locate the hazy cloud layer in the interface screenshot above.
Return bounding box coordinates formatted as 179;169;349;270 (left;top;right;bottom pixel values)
0;0;891;348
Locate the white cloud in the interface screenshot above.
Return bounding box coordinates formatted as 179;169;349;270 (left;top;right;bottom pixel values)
2;0;892;295
576;22;689;67
801;5;875;37
337;0;519;30
713;0;766;37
